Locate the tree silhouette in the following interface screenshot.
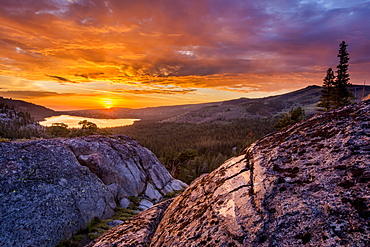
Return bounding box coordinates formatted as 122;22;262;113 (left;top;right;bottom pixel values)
274;106;305;130
317;41;353;111
47;123;70;137
317;68;335;111
78;120;98;135
334;41;353;107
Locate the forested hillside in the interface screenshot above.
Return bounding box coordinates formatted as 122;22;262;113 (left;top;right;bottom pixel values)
0;97;56;121
2;85;369;181
110;118;277;183
105;85;370;183
0;103;45;139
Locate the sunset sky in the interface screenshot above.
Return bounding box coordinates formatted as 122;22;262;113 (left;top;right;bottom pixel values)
0;0;369;110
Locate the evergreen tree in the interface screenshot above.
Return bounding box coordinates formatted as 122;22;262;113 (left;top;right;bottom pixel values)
274;106;305;130
317;68;335;111
334;41;353;107
317;41;353;111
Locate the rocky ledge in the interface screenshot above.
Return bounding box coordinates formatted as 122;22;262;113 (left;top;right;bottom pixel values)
0;135;187;247
90;101;369;246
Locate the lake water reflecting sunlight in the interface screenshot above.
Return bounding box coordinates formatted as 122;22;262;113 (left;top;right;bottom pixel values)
39;115;140;128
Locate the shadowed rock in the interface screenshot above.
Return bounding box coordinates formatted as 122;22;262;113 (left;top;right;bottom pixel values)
0;135;186;247
89;101;370;246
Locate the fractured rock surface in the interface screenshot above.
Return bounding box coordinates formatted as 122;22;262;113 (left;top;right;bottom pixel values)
87;199;173;247
0;135;186;247
91;102;370;246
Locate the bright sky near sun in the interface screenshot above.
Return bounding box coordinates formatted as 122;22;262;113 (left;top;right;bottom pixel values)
0;0;369;110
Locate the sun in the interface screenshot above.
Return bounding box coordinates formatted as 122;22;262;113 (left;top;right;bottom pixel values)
101;98;115;109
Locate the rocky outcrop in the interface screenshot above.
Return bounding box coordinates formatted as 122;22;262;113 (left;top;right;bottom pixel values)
86;199;174;247
0;135;186;247
90;101;370;246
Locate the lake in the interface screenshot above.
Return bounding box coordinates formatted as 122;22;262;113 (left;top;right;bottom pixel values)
39;115;140;128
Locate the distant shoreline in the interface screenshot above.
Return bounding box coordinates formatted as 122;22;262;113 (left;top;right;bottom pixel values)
39;115;140;128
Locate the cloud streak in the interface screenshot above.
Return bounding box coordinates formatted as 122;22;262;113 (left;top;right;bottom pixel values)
0;0;369;109
0;90;76;99
115;88;197;95
47;75;79;84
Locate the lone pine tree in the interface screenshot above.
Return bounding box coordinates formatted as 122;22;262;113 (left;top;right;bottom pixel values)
317;41;353;111
334;41;353;107
317;68;335;111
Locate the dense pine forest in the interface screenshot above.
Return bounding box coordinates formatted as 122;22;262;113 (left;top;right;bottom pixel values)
0;103;45;139
109;118;278;183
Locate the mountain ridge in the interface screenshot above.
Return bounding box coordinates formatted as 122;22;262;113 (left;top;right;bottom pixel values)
59;85;370;124
0;96;57;121
2;84;369;123
60;85;323;121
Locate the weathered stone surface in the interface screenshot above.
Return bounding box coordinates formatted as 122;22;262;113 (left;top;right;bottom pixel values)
139;199;155;210
119;198;131;209
145;182;163;201
90;102;370;246
86;199;173;247
0;135;186;247
107;220;124;227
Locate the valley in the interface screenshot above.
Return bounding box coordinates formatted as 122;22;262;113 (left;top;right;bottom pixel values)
1;85;369;246
1;85;370;183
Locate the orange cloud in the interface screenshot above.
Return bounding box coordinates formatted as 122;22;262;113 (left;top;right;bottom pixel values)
0;0;369;110
115;88;197;95
0;90;76;99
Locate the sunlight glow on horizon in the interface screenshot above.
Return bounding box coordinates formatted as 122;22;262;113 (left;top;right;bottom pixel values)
0;0;369;109
101;98;114;109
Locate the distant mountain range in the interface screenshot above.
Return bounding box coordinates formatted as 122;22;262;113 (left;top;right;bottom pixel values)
61;85;370;124
1;85;369;123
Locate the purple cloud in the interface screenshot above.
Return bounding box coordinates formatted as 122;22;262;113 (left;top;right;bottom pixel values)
0;0;369;91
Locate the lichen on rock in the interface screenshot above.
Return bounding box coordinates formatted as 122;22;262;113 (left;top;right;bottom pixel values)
86;199;173;247
89;101;370;247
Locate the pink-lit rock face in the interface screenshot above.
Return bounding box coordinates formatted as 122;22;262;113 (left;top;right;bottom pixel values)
87;199;174;247
90;101;369;247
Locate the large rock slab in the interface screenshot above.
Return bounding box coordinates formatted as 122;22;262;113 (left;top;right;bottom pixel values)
90;102;370;246
86;199;173;247
63;135;187;200
0;135;186;247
